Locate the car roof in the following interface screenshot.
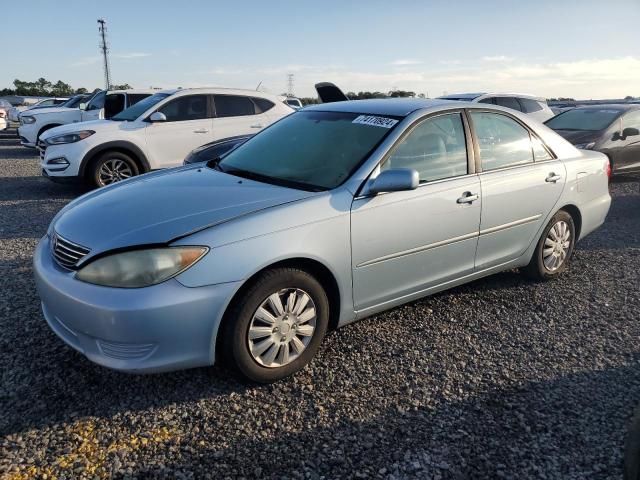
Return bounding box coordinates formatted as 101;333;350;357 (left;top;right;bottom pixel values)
568;103;640;112
440;92;546;101
304;98;463;117
156;87;283;99
108;89;162;95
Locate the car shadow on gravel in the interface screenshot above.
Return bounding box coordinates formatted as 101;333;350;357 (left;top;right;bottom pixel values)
116;362;640;479
0;175;87;202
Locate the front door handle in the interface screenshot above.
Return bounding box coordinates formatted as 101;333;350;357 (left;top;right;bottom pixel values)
457;192;479;204
250;124;263;129
193;129;209;134
546;172;562;183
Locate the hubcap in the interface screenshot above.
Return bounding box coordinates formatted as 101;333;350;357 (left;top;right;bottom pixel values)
98;159;133;186
543;220;571;271
247;288;317;368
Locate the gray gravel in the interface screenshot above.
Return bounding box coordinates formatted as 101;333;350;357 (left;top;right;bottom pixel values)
0;127;639;480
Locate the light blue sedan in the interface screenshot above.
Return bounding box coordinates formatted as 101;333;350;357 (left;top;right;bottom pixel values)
34;98;611;382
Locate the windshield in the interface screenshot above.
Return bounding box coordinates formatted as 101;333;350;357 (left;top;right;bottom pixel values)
111;93;170;121
546;108;622;131
61;96;86;108
218;110;400;190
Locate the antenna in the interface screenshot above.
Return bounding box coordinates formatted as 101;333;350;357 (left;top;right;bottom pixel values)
97;19;112;90
287;73;294;97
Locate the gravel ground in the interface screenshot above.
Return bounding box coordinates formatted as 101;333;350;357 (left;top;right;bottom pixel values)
0;127;639;480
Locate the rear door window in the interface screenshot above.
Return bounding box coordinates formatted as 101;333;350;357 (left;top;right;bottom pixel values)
104;93;126;119
470;111;534;170
158;95;209;122
214;95;256;117
519;98;544;113
495;96;524;112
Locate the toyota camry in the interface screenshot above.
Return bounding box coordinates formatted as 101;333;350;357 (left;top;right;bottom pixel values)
34;93;611;382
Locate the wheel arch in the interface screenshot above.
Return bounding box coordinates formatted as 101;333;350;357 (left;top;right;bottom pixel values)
558;203;582;240
37;123;62;139
80;141;151;178
214;256;342;360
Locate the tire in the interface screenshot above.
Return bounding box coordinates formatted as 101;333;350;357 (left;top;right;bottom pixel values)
222;268;329;383
523;210;575;281
89;151;139;188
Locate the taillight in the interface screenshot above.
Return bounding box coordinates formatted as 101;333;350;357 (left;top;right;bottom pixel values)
605;159;612;180
0;112;5;118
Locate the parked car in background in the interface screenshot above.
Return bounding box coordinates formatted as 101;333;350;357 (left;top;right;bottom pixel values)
34;96;611;382
550;105;575;116
438;93;555;122
183;134;252;165
8;97;70;122
18;89;154;147
0;99;11;130
9;95;89;122
284;97;303;109
39;87;294;187
545;104;640;176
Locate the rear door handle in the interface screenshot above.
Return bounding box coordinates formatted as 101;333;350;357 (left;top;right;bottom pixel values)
193;129;209;134
457;192;479;204
250;124;263;129
546;172;562;183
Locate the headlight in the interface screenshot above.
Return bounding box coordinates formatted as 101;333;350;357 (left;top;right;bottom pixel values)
21;115;36;124
76;247;208;288
574;142;595;150
45;130;95;145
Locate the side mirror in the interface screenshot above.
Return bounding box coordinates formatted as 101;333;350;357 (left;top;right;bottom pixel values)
623;127;640;139
149;111;167;122
368;168;419;195
78;102;86;110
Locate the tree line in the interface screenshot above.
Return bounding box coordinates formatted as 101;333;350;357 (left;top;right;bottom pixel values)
0;78;132;97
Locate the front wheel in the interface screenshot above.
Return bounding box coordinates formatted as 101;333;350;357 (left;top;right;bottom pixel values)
523;210;575;281
89;151;139;188
222;268;329;383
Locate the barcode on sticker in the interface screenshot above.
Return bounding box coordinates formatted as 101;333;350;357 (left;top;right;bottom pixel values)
352;115;399;128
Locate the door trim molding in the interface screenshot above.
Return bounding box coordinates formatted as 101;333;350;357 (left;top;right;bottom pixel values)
478;214;542;236
356;231;479;268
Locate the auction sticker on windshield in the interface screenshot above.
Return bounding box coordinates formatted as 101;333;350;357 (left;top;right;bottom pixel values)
352;115;399;128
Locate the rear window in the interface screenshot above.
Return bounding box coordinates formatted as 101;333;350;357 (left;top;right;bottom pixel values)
214;95;256;117
519;98;543;113
546;108;622;131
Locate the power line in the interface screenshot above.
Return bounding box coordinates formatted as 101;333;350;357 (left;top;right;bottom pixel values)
97;19;112;90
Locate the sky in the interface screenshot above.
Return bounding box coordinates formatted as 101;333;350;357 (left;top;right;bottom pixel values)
3;0;640;99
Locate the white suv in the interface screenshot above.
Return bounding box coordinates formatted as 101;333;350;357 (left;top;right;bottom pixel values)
38;88;294;187
18;89;155;147
438;93;555;123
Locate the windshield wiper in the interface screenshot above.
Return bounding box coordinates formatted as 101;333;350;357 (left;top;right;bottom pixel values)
220;165;326;192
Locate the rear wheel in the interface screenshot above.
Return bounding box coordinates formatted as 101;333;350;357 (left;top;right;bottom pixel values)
523;210;575;281
222;268;329;383
89;151;139;188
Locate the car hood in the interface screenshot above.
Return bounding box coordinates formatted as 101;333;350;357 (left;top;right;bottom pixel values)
28;106;78;117
553;129;600;145
40;119;124;140
52;166;315;262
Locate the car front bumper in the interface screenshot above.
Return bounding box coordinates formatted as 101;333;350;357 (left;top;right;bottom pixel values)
33;235;241;373
17;124;37;147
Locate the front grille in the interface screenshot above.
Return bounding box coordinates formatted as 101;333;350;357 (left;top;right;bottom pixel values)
51;233;90;269
37;140;46;161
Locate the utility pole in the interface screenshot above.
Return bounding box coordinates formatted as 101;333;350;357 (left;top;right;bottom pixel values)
97;19;112;90
287;73;294;97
